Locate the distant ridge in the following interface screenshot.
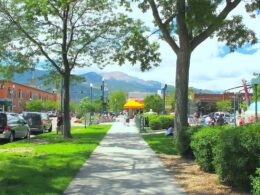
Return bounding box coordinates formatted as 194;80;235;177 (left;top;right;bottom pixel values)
13;70;221;101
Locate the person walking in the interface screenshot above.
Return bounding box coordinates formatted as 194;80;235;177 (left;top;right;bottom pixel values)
124;112;130;126
56;112;63;137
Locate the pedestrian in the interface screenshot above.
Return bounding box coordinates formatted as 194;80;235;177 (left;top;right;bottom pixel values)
124;112;130;126
57;112;63;137
216;114;224;125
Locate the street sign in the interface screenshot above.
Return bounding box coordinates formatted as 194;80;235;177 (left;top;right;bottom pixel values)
251;78;260;85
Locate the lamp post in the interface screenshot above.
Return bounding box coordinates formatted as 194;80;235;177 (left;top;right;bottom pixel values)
161;84;167;114
11;84;15;112
101;78;105;115
251;75;260;123
90;83;93;103
114;98;118;116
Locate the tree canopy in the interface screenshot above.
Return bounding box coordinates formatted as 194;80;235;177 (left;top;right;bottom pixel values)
144;94;163;114
0;0;160;137
108;91;126;114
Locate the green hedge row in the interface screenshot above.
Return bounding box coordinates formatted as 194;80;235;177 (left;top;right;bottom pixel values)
191;124;260;190
145;115;174;130
252;168;260;195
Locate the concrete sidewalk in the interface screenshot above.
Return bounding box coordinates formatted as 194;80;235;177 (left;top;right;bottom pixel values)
64;119;185;195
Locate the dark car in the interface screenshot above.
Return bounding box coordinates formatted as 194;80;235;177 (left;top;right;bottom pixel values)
0;112;30;142
21;112;52;134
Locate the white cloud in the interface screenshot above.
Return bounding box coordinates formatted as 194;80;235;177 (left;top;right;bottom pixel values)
74;2;260;91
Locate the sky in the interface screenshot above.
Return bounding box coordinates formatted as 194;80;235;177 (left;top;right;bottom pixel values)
73;2;260;92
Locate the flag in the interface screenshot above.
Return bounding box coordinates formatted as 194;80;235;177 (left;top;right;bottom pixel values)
242;80;250;108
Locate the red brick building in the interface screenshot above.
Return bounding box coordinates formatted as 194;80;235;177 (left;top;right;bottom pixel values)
192;92;245;114
0;80;57;113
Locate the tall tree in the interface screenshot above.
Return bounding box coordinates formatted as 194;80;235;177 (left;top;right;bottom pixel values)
119;0;258;151
0;0;160;138
144;94;163;114
108;91;126;114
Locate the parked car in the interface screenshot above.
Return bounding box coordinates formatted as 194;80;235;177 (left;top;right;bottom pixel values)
0;112;30;142
21;112;52;134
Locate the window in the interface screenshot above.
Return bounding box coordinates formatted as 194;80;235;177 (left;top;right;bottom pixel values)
18;89;23;99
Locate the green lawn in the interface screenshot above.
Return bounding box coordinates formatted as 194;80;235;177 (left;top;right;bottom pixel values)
0;125;111;194
142;133;178;155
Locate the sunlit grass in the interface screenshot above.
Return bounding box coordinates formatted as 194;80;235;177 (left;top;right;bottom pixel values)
142;133;178;155
0;125;111;194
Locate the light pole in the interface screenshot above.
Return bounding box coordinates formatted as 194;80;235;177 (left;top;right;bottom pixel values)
90;83;93;125
161;84;167;114
101;78;105;115
11;84;15;112
90;83;93;103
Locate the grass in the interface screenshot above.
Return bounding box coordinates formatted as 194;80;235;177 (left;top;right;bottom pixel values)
142;133;178;155
0;125;111;194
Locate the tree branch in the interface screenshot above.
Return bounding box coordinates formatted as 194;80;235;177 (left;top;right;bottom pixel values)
3;10;63;75
148;0;179;53
190;0;241;51
71;28;110;70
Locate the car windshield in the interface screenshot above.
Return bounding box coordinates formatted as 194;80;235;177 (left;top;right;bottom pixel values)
23;113;41;122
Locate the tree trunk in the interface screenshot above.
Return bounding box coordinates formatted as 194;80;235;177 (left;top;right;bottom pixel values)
174;47;191;135
63;69;72;138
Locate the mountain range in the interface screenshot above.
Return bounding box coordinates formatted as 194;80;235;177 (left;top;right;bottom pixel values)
12;70;220;101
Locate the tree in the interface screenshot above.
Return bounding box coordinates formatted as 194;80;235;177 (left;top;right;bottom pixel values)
78;97;95;116
144;94;163;114
42;100;58;111
108;91;126;114
120;0;258;151
25;99;43;112
216;100;232;112
0;0;160;138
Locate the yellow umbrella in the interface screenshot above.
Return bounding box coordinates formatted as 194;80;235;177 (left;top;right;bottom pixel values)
124;100;144;109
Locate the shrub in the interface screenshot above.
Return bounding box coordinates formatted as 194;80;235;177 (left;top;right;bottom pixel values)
149;118;162;130
213;124;260;189
191;126;223;172
158;115;174;129
176;125;201;157
252;168;260;195
143;114;157;127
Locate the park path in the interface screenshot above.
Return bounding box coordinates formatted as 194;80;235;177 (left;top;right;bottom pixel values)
64;118;185;195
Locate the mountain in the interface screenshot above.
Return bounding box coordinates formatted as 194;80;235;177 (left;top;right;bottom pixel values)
12;70;164;101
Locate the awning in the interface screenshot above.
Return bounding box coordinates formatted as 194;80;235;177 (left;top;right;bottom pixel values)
0;99;12;106
124;100;144;109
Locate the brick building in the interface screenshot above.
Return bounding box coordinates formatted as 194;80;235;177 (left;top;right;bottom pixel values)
0;80;57;113
191;92;245;114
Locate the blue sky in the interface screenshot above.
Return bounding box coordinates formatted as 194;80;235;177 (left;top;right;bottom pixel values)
74;2;260;92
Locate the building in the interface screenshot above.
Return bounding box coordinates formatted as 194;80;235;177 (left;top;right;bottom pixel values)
127;91;152;101
0;80;57;113
191;92;245;114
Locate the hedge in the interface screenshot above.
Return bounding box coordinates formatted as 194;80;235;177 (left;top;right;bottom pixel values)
252;168;260;195
158;115;174;129
142;114;157;127
176;125;201;156
149;118;162;130
191;126;223;172
213;124;260;188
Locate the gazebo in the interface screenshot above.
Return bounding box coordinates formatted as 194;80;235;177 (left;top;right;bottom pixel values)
124;99;144;117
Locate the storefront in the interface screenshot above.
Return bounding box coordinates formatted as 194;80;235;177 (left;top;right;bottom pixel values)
0;99;12;112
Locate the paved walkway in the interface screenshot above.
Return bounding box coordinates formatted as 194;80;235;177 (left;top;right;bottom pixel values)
64;119;185;195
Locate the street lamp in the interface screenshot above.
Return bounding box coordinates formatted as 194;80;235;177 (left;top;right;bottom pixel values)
90;83;93;103
101;78;105;115
161;84;167;114
11;84;15;112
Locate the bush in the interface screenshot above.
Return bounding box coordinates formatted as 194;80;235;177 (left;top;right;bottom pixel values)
176;125;201;157
213;124;260;189
149;118;162;130
191;126;223;172
158;115;174;129
252;168;260;195
143;114;157;127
